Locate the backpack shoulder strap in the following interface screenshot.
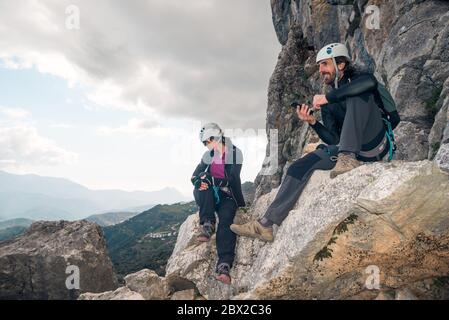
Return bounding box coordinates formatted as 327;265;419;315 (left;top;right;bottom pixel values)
377;83;397;114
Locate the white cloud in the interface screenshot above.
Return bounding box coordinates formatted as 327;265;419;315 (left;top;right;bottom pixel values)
97;118;162;136
0;1;276;192
0;106;31;119
0;125;78;169
50;123;75;129
0;106;77;169
0;0;279;129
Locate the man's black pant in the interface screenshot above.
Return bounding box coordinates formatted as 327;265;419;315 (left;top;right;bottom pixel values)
264;146;338;226
339;91;386;155
193;188;237;268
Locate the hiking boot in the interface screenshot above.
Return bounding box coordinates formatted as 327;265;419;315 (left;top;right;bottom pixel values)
197;221;215;242
230;220;274;242
330;153;361;179
216;263;231;285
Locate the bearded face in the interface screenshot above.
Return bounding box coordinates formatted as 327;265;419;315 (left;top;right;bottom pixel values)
318;58;337;85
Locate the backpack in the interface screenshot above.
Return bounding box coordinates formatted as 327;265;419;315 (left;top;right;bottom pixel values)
375;83;398;161
377;83;397;115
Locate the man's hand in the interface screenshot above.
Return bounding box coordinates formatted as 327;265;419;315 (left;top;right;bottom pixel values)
297;104;316;125
313;94;328;110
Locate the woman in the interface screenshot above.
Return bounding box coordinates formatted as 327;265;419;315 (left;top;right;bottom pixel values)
191;123;245;285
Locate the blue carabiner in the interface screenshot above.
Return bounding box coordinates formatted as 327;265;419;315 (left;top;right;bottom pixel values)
383;118;395;162
212;186;220;205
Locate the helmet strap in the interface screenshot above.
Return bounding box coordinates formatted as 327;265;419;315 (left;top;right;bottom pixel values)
332;57;339;89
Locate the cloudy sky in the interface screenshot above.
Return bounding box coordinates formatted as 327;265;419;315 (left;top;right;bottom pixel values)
0;0;280;197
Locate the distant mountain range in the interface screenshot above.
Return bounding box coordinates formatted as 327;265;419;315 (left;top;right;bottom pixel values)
0;179;256;278
0;170;191;221
0;218;34;230
0;218;35;242
0;210;146;242
85;211;144;227
0;226;28;242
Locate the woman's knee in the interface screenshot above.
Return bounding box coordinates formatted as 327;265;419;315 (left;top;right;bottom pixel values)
217;209;236;225
194;188;214;198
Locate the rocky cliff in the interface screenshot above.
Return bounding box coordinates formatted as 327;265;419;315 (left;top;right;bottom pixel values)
79;0;449;300
255;0;449;198
0;221;119;300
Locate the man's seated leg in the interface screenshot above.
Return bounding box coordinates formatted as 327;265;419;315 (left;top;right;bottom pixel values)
230;218;274;242
330;152;361;179
331;91;384;178
231;148;335;242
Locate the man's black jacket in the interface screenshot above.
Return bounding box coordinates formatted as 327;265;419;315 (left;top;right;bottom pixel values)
311;69;400;145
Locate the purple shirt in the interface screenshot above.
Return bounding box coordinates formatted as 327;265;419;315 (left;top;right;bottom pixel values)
210;152;226;179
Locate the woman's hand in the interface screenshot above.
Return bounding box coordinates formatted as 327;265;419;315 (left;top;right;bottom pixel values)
199;182;209;191
313;94;328;110
297;104;316;125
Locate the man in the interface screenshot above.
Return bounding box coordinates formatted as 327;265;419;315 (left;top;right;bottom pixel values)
191;123;245;284
230;43;400;242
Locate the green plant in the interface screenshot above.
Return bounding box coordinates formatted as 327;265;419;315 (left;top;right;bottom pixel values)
335;213;358;235
430;142;441;159
314;246;333;262
434;275;449;288
313;214;358;262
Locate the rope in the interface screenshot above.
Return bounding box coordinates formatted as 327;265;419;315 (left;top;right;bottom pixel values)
383;118;395;162
212;186;221;205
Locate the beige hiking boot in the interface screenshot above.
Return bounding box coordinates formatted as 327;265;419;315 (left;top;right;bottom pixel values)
230;220;274;242
330;153;361;179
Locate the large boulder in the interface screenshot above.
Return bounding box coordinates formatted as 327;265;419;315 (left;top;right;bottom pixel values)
166;160;449;300
433;90;449;173
79;268;202;300
171;289;196;300
393;122;430;162
79;287;144;300
0;220;119;300
79;268;170;300
165;214;237;299
124;269;170;300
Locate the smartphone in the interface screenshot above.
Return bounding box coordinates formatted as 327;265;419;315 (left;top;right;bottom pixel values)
290;101;314;114
290;101;300;109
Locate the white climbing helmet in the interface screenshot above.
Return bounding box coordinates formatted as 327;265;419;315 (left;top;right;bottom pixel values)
199;122;223;143
316;43;351;89
316;43;351;63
